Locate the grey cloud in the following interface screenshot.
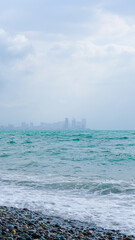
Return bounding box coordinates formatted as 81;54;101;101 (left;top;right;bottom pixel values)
0;1;135;129
0;0;97;36
0;31;33;63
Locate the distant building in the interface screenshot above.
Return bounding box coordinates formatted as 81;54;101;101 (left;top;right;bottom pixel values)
64;118;69;130
30;122;34;128
72;118;76;130
40;122;45;128
8;124;14;130
1;118;87;131
82;119;86;130
21;122;28;130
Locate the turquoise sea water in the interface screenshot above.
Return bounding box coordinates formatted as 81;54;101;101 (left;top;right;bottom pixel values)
0;130;135;235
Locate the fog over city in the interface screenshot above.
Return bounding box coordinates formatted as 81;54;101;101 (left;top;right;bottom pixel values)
0;118;87;131
0;0;135;129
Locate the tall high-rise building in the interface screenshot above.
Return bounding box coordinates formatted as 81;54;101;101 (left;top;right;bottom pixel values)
64;118;69;130
72;118;76;130
82;118;86;130
21;122;27;129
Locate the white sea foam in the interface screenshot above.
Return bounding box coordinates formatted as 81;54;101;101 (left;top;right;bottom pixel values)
0;130;135;236
0;179;135;235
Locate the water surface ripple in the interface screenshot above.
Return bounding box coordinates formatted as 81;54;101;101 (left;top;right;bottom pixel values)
0;130;135;235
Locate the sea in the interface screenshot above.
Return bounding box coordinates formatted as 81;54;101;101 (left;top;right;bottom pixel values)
0;130;135;235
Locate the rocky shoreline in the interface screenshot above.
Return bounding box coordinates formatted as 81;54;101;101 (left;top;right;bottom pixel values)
0;206;134;240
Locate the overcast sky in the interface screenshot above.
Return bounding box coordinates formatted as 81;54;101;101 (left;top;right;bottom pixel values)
0;0;135;129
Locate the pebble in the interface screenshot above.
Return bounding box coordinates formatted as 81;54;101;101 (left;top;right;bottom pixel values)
0;206;135;240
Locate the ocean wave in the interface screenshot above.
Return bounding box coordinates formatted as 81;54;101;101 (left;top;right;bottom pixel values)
1;177;135;195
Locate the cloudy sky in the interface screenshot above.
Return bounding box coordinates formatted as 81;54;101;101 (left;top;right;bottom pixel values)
0;0;135;129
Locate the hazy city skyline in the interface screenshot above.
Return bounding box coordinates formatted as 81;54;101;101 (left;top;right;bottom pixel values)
0;118;87;131
0;1;135;129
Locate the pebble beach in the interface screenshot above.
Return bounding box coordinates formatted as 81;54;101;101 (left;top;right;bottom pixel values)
0;206;135;240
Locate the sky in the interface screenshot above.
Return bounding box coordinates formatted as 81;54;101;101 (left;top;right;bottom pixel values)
0;0;135;129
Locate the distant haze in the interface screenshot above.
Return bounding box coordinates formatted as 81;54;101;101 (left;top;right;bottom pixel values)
0;0;135;130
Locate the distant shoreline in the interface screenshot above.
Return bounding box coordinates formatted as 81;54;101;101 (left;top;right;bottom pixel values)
0;206;134;239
